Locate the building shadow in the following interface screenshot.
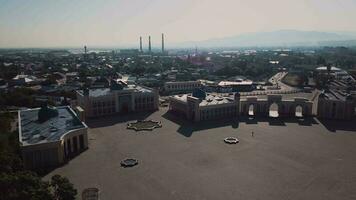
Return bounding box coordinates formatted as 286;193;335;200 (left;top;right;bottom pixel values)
163;110;323;137
162;111;239;137
317;118;356;132
238;115;318;127
86;111;154;128
37;148;89;177
283;117;319;126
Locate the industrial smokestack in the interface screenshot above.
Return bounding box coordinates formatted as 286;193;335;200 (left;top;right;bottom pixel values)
84;45;87;60
161;33;165;53
139;36;142;52
148;36;151;52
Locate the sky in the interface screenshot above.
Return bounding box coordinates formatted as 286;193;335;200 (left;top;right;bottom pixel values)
1;0;356;48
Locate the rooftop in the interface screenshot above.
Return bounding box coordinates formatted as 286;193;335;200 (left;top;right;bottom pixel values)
78;84;154;98
218;80;253;86
19;106;86;146
316;66;342;72
172;93;235;107
319;90;353;101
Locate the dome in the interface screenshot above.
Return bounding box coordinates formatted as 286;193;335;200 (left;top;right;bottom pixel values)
192;88;206;99
38;104;58;123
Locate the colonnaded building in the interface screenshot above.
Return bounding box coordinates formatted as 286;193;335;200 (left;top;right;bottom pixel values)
169;89;355;122
18;105;88;169
76;80;159;119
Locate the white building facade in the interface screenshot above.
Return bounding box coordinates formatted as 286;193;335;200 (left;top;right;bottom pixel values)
76;81;159;119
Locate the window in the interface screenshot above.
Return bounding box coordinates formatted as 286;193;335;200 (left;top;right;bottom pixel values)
67;139;71;154
73;136;78;153
79;135;84;149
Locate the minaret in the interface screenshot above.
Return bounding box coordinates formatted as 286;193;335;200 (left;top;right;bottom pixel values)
139;36;142;52
148;36;151;52
161;33;165;53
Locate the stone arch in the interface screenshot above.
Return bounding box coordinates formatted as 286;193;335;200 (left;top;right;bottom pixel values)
269;102;279;118
295;105;303;117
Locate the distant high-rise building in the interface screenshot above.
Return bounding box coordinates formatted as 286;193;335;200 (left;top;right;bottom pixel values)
148;36;151;52
162;33;165;53
139;36;142;52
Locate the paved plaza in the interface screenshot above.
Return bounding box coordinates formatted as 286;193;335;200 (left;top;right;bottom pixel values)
45;108;356;200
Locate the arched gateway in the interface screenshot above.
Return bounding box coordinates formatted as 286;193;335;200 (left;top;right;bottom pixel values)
240;95;313;118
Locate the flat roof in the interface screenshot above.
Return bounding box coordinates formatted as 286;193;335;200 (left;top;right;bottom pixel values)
172;93;235;107
78;85;153;98
19;106;86;146
218;81;253;86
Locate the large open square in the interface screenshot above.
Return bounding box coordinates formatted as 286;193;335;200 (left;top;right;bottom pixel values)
44;108;356;200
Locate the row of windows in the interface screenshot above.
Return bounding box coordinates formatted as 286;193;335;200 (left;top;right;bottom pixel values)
93;107;116;116
166;84;200;90
135;96;154;103
200;106;237;116
135;103;154;110
92;100;115;108
200;107;237;120
24;148;58;169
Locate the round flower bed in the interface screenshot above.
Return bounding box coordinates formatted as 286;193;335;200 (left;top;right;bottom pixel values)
120;158;139;167
127;120;162;131
224;137;239;144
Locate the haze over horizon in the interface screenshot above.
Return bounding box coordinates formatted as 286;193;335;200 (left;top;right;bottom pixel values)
1;0;356;48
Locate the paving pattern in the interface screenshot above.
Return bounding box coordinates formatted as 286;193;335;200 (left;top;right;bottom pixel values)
44;108;356;200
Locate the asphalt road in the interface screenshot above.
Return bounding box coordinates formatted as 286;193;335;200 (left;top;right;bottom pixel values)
44;108;356;200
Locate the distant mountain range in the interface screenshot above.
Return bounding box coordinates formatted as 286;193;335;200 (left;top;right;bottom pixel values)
176;30;356;48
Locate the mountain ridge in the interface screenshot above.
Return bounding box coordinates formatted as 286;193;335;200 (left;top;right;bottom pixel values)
175;30;356;48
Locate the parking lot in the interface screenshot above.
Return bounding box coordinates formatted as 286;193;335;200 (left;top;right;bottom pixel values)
44;108;356;200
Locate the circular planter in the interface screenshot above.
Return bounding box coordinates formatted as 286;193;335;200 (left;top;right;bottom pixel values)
120;158;139;167
127;120;162;131
224;137;239;144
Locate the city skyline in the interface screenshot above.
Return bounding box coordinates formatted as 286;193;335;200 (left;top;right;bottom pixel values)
1;0;356;48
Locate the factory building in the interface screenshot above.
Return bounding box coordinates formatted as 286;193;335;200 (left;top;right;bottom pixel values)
18;105;88;169
76;80;159;119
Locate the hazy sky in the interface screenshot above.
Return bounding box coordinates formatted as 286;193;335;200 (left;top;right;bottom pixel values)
1;0;356;48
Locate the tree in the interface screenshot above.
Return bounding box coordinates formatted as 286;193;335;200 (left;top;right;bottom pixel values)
51;174;77;200
0;112;12;134
0;171;54;200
